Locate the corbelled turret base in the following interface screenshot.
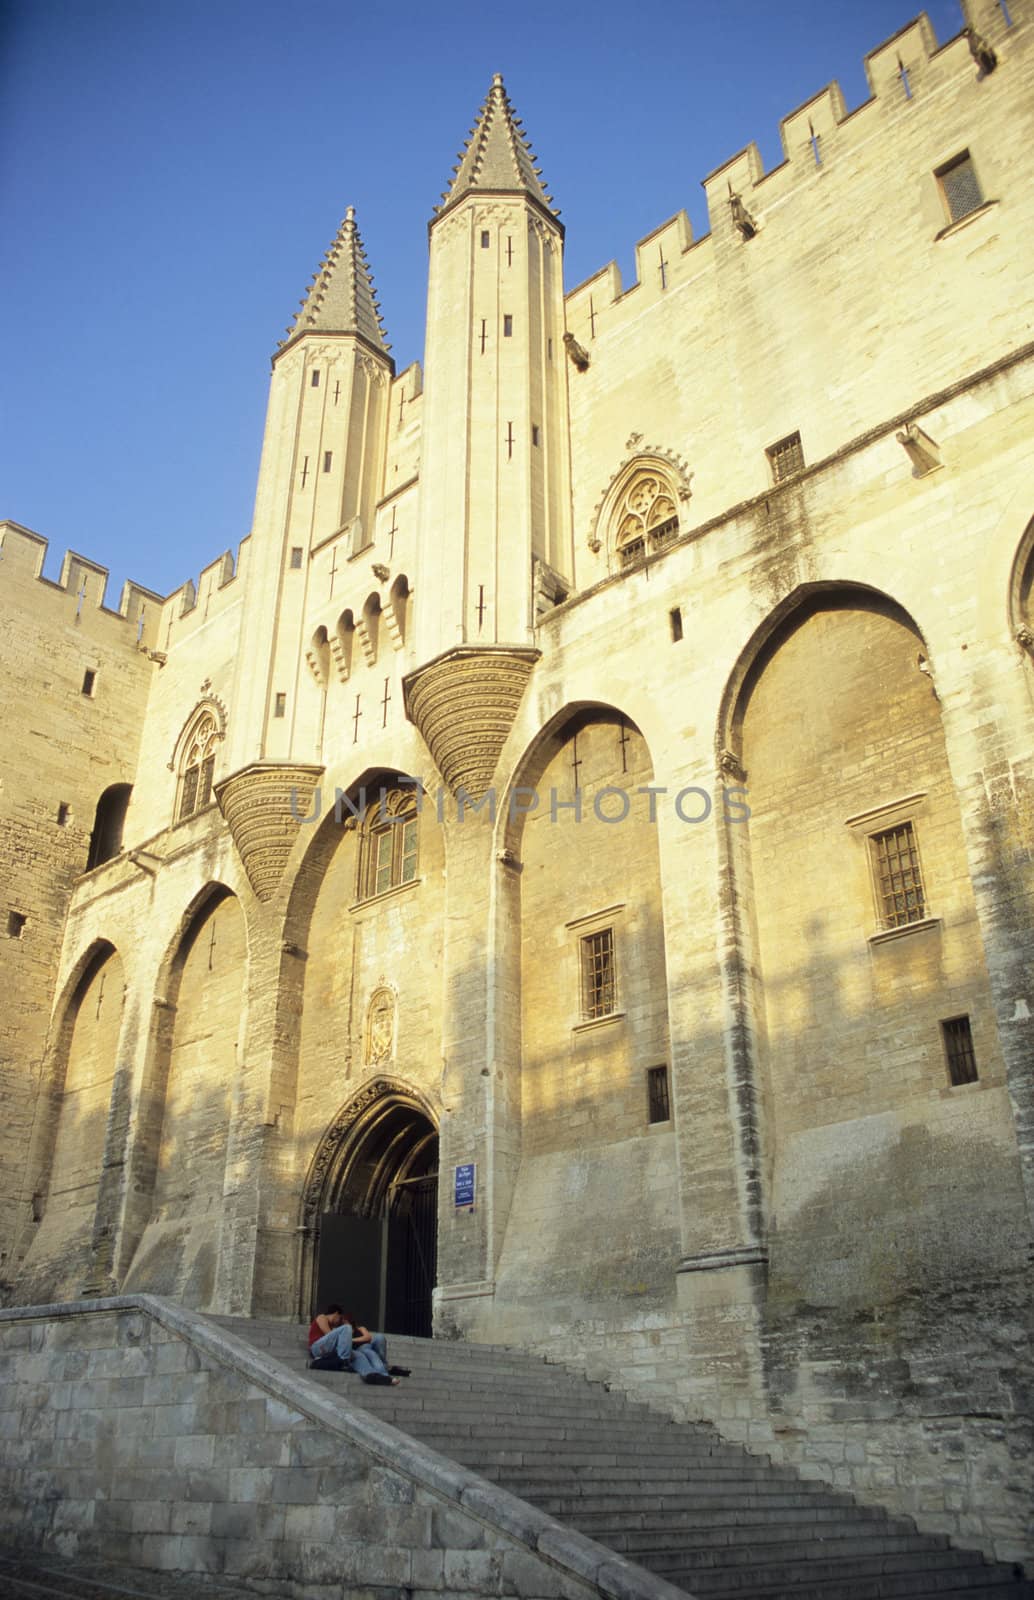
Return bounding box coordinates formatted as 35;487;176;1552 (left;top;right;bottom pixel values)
403;645;539;800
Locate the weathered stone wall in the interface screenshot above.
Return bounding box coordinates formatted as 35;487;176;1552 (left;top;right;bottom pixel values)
122;892;248;1306
2;0;1033;1578
0;1296;679;1600
13;947;126;1305
485;715;678;1337
0;523;157;1276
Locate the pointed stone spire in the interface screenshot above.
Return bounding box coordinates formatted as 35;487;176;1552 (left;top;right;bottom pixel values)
278;206;390;357
436;73;558;220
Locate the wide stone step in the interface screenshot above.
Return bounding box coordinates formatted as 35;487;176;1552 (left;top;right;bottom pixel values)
571;1504;896;1533
417;1435;764;1467
492;1469;850;1498
608;1521;954;1556
203;1318;1033;1600
677;1558;1034;1600
653;1534;964;1572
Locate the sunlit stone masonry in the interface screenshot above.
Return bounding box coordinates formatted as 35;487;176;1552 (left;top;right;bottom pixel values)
2;0;1033;1567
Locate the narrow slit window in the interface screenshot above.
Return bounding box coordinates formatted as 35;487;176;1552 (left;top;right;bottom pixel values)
581;928;616;1020
870;821;926;929
531;424;540;447
942;1016;978;1086
480;230;490;249
503;315;513;337
936;151;984;225
57;803;70;826
311;370;320;387
289;546;303;570
274;692;287;719
670;607;683;642
8;911;27;939
323;451;333;472
82;668;97;697
767;432;804;483
647;1065;671;1124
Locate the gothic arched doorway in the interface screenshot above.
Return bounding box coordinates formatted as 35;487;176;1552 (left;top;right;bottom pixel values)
301;1082;438;1337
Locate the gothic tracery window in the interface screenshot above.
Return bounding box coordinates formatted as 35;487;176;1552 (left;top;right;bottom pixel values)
615;475;679;567
177;711;220;822
360;787;419;899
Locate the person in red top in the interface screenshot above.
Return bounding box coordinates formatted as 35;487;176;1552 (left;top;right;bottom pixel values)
307;1304;410;1384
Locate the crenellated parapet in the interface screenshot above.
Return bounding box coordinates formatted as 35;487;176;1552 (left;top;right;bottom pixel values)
160;539;250;653
0;520;164;650
563;2;1028;347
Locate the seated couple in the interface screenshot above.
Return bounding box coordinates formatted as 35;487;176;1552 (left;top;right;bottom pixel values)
307;1305;410;1386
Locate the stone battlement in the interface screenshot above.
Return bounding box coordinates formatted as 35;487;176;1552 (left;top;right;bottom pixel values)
564;1;1026;339
0;520;163;650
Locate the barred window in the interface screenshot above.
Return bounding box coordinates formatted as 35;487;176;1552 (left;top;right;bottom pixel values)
362;789;419;900
647;1065;671;1124
178;712;219;822
870;821;926;929
767;432;804;483
942;1016;978;1086
936;151;983;225
580;928;616;1020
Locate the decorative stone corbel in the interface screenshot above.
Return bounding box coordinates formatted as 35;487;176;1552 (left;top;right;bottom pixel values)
719;748;747;783
563;331;590;372
964;25;997;73
1016;626;1034;656
729;191;757;240
896;421;941;475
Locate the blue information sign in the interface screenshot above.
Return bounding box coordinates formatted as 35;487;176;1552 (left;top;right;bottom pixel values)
454;1162;476;1209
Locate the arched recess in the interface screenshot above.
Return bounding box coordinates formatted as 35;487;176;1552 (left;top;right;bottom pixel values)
86;783;132;869
254;769;443;1319
719;583;1029;1329
12;940;125;1303
491;704;678;1335
1007;513;1034;653
120;884;248;1309
299;1078;439;1336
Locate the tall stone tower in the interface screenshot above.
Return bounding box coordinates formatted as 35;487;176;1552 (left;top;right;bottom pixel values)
234;207;392;769
218;209;394;891
405;75;573;800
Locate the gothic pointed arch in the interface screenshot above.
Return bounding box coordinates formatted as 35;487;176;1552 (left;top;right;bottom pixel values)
170;695;227;822
301;1076;439;1228
10;939;125;1304
298;1077;440;1328
588;447;693;567
119;884;249;1308
1008;512;1034;656
715;580;1021;1329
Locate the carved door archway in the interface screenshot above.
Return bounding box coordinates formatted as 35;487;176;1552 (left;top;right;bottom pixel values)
299;1080;438;1336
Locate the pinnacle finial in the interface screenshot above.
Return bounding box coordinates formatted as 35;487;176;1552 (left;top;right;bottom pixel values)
277;205;391;359
434;72;559;221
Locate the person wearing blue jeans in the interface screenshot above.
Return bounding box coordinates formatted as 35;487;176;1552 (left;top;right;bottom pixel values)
307;1305;409;1384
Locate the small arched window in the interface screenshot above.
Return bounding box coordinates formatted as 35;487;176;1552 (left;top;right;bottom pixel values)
309;626;331;686
177;712;220;822
362;593;381;664
615;475;679;567
390;575;411;645
360;787;419;900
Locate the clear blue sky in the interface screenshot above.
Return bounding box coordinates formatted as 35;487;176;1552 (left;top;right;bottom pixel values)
1;0;966;599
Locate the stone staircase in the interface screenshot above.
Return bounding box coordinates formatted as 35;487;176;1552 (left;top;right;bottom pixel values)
209;1317;1034;1600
